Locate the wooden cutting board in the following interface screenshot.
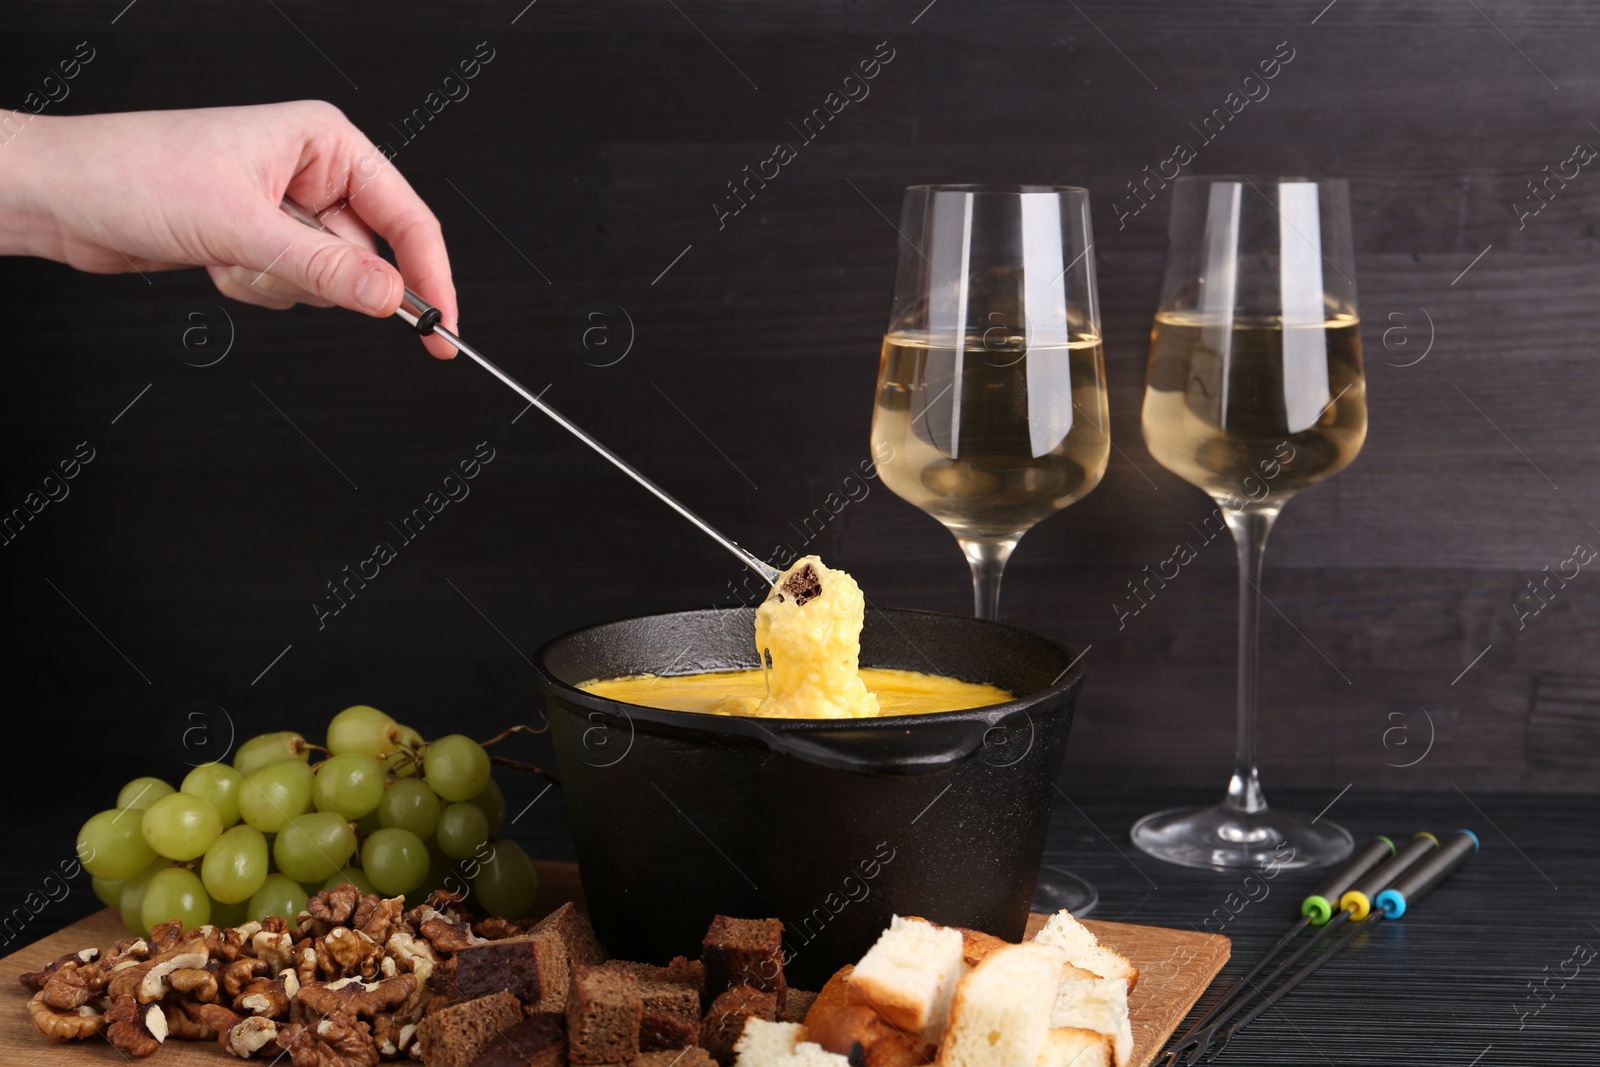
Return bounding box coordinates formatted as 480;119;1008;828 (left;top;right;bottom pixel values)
0;861;1227;1067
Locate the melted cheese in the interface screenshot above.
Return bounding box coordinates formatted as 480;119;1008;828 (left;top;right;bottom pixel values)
579;556;1010;719
581;667;1011;718
752;556;879;718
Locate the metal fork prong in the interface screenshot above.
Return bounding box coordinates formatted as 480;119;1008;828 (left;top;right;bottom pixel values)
1198;1026;1234;1064
1165;1024;1219;1067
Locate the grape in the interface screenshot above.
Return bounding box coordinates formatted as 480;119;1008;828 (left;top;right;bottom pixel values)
361;828;430;897
425;735;491;802
181;763;243;826
119;859;169;934
233;731;309;777
77;809;158;880
239;760;314;833
354;809;381;837
140;867;209;934
209;895;249;929
116;777;175;811
273;812;356;883
312;753;385;820
381;723;425;777
469;839;539;918
141;793;224;862
323;865;378;897
467;777;506;838
201;825;269;904
326;705;399;758
247;873;308;925
92;875;126;908
436;803;490;860
378;779;441;839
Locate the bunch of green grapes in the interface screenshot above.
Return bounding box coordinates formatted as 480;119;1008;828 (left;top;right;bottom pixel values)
75;705;539;936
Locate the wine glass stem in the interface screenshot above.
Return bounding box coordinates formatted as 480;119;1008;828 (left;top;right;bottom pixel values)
959;536;1018;621
1222;507;1279;817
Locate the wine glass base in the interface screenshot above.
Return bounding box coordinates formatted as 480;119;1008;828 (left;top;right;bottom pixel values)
1129;804;1353;871
1030;866;1099;917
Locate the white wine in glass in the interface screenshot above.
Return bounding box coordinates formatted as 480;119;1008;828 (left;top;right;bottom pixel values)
871;186;1110;619
872;184;1109;912
1132;176;1367;871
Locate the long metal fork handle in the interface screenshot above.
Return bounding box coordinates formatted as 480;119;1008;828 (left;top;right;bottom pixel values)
278;197;780;586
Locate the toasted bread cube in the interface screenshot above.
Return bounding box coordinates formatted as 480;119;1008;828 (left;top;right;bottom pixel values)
1037;1027;1114;1067
847;916;964;1039
805;965;935;1067
936;943;1065;1067
1050;977;1131;1067
734;1018;805;1064
1031;912;1138;991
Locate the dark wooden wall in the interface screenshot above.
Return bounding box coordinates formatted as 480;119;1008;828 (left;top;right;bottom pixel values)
2;0;1597;795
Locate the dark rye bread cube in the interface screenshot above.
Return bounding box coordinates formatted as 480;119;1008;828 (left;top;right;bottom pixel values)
638;1049;717;1067
414;990;524;1067
452;936;558;1007
533;902;609;969
658;956;706;992
566;964;643;1065
778;989;817;1024
636;976;700;1020
702;916;787;1010
468;1012;566;1067
613;956;706;998
529;903;611;1012
699;984;777;1067
639;1008;700;1052
453;903;609;1013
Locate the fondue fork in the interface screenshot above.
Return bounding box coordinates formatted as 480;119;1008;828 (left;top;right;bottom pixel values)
1158;832;1444;1067
280;197;781;586
1191;830;1479;1064
1162;834;1396;1052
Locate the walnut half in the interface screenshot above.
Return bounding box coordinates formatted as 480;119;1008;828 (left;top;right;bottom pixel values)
19;948;99;991
276;1010;379;1067
26;990;105;1041
296;974;415;1019
106;993;168;1058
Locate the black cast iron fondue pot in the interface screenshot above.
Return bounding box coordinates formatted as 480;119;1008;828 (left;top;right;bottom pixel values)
533;606;1083;988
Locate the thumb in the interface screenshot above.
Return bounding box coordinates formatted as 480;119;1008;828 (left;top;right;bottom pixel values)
251;211;404;317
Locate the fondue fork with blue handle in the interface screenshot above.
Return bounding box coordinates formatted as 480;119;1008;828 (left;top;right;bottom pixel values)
279;196;781;586
1191;830;1479;1064
1158;831;1443;1067
1164;835;1395;1050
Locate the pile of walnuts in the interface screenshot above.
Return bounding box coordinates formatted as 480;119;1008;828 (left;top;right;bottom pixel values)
22;884;519;1065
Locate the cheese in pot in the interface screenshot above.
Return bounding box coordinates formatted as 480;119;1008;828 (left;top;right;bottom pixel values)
579;556;1012;719
580;667;1011;718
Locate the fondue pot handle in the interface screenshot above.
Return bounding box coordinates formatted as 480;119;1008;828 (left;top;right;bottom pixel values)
747;716;1006;777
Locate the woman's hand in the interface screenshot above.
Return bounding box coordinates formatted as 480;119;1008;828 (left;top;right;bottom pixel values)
0;101;458;358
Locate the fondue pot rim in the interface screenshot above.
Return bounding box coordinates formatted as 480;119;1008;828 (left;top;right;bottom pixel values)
530;605;1084;737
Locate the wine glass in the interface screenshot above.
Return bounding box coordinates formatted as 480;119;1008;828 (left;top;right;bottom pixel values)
1131;176;1367;870
871;184;1109;912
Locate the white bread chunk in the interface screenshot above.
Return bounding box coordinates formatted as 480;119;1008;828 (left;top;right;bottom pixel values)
734;1020;851;1067
1032;911;1139;990
1050;978;1132;1067
848;915;965;1038
937;942;1066;1067
786;1044;854;1067
735;1020;805;1065
1037;1027;1114;1067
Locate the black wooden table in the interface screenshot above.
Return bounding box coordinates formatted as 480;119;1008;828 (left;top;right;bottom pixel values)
6;785;1595;1065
